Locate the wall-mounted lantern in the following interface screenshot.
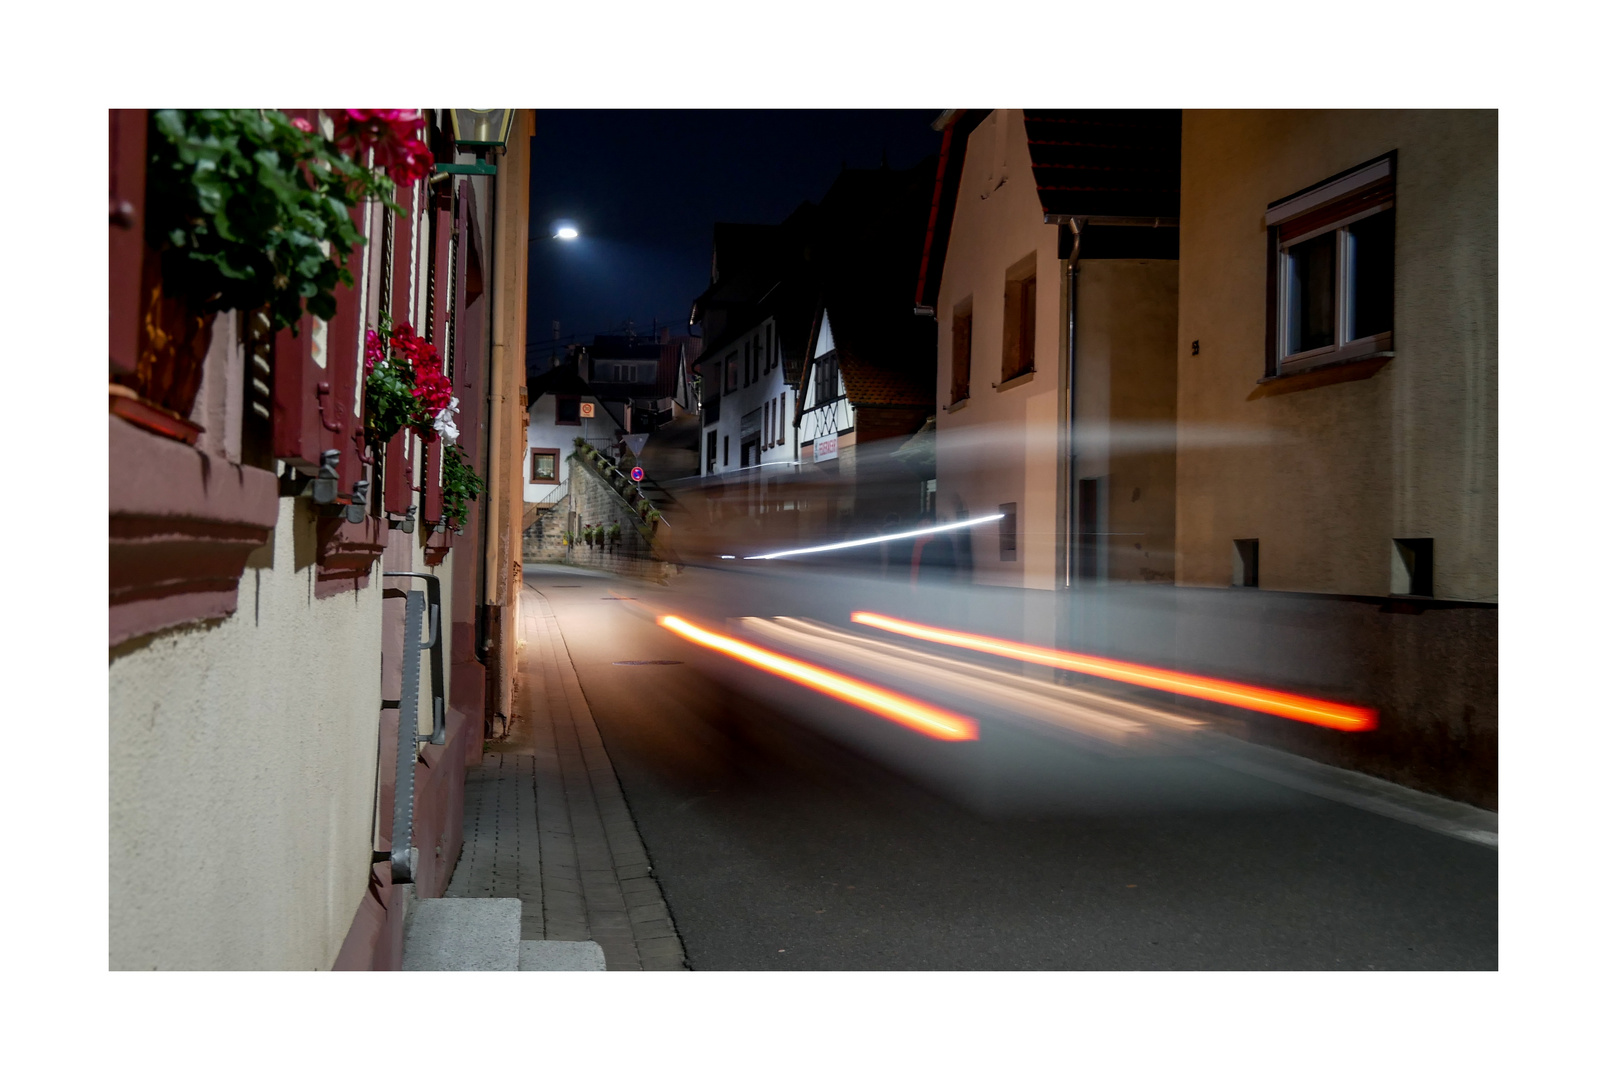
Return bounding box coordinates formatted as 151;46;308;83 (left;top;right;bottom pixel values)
449;109;515;149
437;109;516;176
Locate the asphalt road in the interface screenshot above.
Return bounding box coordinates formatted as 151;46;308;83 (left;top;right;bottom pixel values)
528;565;1497;970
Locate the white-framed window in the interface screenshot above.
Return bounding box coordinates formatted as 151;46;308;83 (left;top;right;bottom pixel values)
1267;153;1396;376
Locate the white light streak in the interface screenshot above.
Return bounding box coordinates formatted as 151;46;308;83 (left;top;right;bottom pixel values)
744;514;1005;561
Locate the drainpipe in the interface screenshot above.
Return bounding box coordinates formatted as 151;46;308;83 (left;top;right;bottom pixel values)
1055;219;1082;589
476;164;498;662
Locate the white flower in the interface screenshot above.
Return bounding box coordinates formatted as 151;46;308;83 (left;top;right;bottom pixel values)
434;396;460;443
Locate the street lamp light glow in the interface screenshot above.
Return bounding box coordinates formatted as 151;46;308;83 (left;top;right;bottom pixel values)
554;226;579;240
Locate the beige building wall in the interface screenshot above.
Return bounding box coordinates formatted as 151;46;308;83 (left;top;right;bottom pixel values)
935;109;1064;591
1176;110;1497;601
1073;260;1180;584
110;497;386;970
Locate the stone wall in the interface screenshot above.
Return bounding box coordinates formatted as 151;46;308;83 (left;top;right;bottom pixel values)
530;454;671;581
523;494;570;563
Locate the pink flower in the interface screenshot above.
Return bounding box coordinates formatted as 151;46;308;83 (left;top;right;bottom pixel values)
291;117;315;133
334;110;429;175
365;328;385;374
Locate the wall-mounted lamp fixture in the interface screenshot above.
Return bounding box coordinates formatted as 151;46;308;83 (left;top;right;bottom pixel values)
436;109;516;176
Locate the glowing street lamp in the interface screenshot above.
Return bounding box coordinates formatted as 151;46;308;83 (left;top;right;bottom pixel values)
554;225;579;240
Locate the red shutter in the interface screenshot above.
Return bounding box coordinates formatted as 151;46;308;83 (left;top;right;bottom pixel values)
423;435;444;525
329;199;370;497
271;109;347;473
272;310;332;470
384;428;413;517
430;206;452;345
109;109;147;377
390;180;415;328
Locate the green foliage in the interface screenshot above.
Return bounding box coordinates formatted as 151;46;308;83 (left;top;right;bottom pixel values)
440;441;485;528
146;109;395;333
364;316;415;443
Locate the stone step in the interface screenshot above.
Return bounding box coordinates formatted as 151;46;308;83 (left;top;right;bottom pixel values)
402;897;521;970
401;896;608;971
519;940;606;971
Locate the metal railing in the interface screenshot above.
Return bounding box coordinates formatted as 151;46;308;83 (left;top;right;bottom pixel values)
376;571;445;885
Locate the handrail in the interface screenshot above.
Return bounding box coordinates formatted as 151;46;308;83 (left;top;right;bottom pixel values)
376;571;446;885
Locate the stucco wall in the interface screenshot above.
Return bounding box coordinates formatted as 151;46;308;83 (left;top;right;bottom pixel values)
1073;260;1180;584
525;392;624;502
935;109;1064;591
110;495;384;970
1176;110;1497;601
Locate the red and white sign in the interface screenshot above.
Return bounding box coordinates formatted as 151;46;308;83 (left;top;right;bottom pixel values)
814;432;838;462
579;402;596;418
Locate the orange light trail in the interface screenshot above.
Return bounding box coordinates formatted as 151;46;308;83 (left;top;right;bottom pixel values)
657;615;979;742
850;612;1377;733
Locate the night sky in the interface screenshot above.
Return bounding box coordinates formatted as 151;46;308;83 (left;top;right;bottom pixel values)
524;109;941;374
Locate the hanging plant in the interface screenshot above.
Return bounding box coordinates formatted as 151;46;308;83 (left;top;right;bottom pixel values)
363;315;461;446
440;441;485;529
145;109;398;334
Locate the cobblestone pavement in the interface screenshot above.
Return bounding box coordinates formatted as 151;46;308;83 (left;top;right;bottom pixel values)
445;584;687;971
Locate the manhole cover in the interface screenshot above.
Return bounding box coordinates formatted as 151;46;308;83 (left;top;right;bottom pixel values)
612;660;684;666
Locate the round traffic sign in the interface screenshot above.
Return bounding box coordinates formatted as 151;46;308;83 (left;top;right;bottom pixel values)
630;466;644;482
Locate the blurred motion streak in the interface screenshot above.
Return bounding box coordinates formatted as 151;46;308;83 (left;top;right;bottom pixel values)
656;615;979;741
850;612;1378;732
744;513;1005;560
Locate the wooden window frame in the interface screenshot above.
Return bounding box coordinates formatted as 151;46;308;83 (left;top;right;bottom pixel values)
555;394;581;426
529;447;559;485
998;502;1018;562
950;297;973;404
1001;255;1037;386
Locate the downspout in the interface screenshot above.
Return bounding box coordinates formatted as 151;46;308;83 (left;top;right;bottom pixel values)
1056;219;1082;589
475;166;498;661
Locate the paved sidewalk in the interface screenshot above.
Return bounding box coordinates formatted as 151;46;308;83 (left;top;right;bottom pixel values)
444;584;687;970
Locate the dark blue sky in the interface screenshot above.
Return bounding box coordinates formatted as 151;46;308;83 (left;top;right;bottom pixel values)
524;110;941;372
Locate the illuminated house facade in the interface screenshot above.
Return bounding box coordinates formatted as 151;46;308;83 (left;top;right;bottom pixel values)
108;109;533;968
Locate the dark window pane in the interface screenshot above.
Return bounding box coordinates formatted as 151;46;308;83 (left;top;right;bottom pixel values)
1287;230;1336;354
556;396;580;423
1348;209;1394;340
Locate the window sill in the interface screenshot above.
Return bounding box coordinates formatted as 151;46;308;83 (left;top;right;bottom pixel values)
109;414;280;647
993;370;1035;393
1249;353;1392;400
944;396;970;413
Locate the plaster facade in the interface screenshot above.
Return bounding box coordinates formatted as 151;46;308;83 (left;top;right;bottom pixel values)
935;109;1179;593
523;389;623;505
935;109;1064;590
110;496;385;970
701;316;795;476
1175;109;1497;602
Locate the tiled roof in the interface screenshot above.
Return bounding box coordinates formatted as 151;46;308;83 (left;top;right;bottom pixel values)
1022;110;1181;220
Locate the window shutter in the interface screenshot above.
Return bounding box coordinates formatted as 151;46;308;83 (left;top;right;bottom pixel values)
422;436;444;525
271;110;348;473
389;179;415;325
384;429;414;517
430;205;452;345
109;109;147;377
328;200;368;496
271;310;334;470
